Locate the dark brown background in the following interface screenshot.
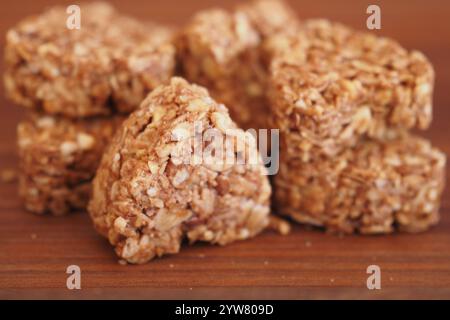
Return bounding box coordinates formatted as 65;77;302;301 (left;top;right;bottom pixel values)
1;0;450;299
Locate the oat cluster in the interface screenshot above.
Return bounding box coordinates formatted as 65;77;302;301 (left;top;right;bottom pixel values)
88;78;271;263
266;19;446;234
4;2;175;118
6;2;176;215
176;0;299;130
267;19;434;160
17;113;124;215
275;133;445;234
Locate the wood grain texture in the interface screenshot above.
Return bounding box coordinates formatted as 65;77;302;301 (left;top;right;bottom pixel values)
1;0;450;299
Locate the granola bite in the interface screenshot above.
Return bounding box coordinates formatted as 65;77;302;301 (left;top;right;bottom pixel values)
267;19;435;160
274;133;446;234
17;113;124;215
88;78;271;264
176;0;299;130
4;2;175;118
236;0;299;37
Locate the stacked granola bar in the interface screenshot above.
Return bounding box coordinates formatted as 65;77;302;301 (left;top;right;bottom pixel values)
17;113;125;215
5;2;176;214
177;0;299;130
275;134;445;234
267;20;446;233
178;1;446;234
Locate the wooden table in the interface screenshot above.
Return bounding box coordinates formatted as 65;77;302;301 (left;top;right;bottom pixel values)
1;0;449;299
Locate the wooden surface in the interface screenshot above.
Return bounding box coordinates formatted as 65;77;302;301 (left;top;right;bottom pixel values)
1;0;450;300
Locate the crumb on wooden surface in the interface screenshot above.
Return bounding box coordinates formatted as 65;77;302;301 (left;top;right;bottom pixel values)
268;215;291;235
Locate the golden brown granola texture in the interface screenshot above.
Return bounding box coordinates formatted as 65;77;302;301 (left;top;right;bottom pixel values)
267;19;435;160
88;78;271;264
4;2;175;118
275;133;446;234
176;0;299;130
267;19;446;234
18;113;124;215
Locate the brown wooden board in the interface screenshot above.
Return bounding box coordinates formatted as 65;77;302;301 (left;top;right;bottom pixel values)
0;0;449;299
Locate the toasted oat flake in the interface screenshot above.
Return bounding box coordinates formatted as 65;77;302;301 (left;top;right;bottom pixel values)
146;187;158;197
77;133;95;150
60;141;78;156
172;169;190;187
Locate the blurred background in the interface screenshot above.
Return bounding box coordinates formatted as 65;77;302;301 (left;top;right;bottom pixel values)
1;0;449;154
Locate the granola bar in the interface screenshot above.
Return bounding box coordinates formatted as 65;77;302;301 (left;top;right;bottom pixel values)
267;19;435;160
274;133;446;234
88;78;271;263
235;0;300;38
18;113;124;215
176;0;299;130
4;2;176;118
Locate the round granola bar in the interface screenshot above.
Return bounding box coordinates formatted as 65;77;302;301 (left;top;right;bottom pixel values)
88;78;271;263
